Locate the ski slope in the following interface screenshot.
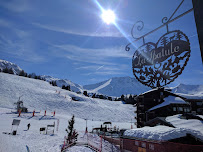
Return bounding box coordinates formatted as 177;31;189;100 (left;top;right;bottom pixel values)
0;73;135;152
0;73;135;122
90;79;112;93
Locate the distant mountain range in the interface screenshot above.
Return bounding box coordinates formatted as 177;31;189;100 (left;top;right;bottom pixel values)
170;84;203;99
1;59;203;98
83;77;151;97
40;75;83;93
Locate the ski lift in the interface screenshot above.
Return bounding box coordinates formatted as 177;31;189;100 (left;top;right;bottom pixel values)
14;96;28;113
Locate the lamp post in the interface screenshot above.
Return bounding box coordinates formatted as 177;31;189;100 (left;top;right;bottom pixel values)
85;118;88;133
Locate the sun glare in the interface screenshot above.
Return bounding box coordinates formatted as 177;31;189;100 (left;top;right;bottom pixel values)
101;9;116;24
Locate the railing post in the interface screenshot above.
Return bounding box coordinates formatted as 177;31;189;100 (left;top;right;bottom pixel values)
100;135;102;152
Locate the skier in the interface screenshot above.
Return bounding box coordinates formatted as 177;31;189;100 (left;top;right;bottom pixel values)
27;123;31;130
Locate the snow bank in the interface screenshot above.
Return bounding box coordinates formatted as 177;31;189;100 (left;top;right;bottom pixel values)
123;125;203;141
166;114;203;137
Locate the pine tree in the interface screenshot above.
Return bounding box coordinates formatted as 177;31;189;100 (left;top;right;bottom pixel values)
66;85;71;91
99;95;104;99
121;94;125;101
108;97;112;101
83;91;88;96
53;81;57;86
28;74;32;78
19;70;25;76
8;68;14;74
62;85;65;89
65;115;78;145
3;67;9;73
92;94;96;98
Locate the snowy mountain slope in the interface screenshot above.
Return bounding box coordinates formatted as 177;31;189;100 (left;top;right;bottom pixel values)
0;59;22;75
83;76;150;97
0;73;134;122
170;84;203;99
40;75;83;92
172;83;203;94
91;79;112;93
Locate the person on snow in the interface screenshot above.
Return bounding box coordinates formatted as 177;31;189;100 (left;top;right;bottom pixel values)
27;123;31;130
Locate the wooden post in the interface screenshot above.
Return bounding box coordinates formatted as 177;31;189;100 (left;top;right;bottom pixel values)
100;136;102;152
192;0;203;63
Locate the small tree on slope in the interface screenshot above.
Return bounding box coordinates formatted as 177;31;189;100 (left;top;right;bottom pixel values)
65;115;78;145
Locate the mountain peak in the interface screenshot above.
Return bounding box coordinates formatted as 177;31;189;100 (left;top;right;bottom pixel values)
0;59;22;75
83;76;150;97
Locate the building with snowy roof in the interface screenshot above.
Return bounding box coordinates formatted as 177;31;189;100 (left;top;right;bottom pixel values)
146;96;190;122
134;87;190;128
121;126;203;152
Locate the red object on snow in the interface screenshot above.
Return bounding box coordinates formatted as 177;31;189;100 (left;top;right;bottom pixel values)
18;109;21;117
44;110;46;116
33;110;35;117
53;111;55;116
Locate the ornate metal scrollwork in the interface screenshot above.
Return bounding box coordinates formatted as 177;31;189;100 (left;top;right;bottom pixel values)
131;21;144;39
125;0;193;88
162;17;168;24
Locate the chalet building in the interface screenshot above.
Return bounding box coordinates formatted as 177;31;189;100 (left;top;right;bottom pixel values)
185;99;203;114
147;95;190;121
134;87;190;128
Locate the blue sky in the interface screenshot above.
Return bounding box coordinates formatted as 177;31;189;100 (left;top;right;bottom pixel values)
0;0;202;86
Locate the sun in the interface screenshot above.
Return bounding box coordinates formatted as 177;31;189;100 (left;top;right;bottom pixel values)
101;9;116;24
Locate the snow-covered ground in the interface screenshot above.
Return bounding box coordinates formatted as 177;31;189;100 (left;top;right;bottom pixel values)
0;73;135;152
0;73;135;122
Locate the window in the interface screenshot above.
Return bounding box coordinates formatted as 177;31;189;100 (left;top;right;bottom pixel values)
173;107;176;111
135;141;139;146
197;108;203;112
149;144;155;150
141;142;146;148
196;102;203;106
179;107;183;111
184;108;190;112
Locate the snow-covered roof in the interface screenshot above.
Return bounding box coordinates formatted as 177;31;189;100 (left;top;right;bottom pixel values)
140;87;161;95
148;95;187;111
166;114;203;138
123;125;203;141
176;93;203;100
